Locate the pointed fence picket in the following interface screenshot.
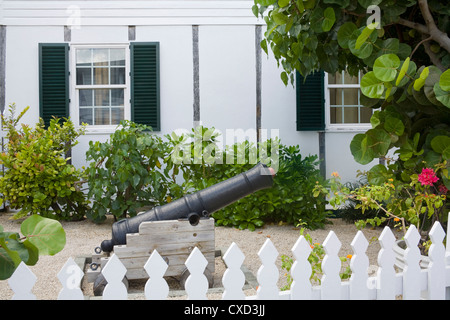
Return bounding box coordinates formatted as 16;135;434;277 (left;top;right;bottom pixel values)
5;218;450;300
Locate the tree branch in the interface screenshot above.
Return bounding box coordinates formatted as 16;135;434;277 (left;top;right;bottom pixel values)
410;36;432;57
422;38;446;71
418;0;450;54
396;17;428;35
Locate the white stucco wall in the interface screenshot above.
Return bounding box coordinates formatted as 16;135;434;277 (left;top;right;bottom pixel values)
2;1;378;183
199;25;256;139
5;26;63;125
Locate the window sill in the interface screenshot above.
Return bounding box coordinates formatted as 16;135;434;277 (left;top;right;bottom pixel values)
325;126;371;133
80;126;120;135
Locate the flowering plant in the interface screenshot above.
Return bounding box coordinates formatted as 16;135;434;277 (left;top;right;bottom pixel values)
280;225;352;290
315;162;449;242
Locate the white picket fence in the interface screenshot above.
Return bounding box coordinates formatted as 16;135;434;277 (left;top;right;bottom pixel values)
6;220;450;300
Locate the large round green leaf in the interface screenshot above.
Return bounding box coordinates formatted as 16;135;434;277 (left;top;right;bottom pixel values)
439;69;450;91
361;71;384;98
322;7;336;32
337;22;357;49
20;215;66;256
431;135;450;160
373;54;400;82
384;116;405;136
350;134;374;165
365;128;391;157
367;164;389;185
434;82;450;108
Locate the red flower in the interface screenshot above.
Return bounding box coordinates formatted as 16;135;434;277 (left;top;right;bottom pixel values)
438;184;448;194
418;168;439;186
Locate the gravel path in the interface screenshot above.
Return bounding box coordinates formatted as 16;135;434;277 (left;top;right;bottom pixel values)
0;212;387;300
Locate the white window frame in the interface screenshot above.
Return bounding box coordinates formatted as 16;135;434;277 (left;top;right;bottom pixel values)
324;71;372;132
69;43;131;133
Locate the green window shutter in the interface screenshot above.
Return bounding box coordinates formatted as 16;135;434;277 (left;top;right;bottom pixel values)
39;43;69;127
296;71;325;131
130;42;160;131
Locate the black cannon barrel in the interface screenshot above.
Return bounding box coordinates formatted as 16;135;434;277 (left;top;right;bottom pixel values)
100;163;275;252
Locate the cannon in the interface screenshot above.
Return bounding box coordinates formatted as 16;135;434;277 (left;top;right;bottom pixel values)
87;163;275;296
100;162;275;253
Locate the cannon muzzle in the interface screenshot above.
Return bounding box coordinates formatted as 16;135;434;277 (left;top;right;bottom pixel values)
100;163;275;252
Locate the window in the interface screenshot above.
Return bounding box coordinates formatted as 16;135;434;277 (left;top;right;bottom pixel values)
40;42;160;131
326;71;372;129
73;46;129;127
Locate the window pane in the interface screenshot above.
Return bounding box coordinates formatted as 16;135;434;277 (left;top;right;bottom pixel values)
330;107;342;124
76;49;91;67
329;88;343;105
93;68;109;85
95;108;110;125
343;88;358;105
328;72;337;85
111;108;124;125
111;89;124;106
110;68;125;85
79;89;93;107
360;106;373;123
76;68;92;85
93;48;109;66
80;108;93;125
343;72;359;85
110;49;125;66
94;89;110;106
344;107;359;123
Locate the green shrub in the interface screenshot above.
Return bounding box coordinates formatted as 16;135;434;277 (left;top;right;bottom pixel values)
85;120;171;222
165;126;330;230
0;104;88;220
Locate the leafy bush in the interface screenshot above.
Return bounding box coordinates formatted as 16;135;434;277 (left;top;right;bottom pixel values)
0;104;88;220
85;120;171;222
165;126;330;230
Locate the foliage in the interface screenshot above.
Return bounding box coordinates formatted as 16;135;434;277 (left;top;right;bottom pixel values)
319;165;448;241
253;0;450;169
352;54;450;168
253;0;450;224
85;120;171;222
0;104;88;220
165;126;330;230
253;0;450;81
0;214;66;280
280;226;351;290
333;179;383;223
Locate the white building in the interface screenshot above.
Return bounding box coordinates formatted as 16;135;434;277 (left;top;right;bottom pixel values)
0;0;377;182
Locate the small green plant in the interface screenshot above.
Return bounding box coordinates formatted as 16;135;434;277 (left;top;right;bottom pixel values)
280;225;352;290
0;104;88;220
85;120;171;222
0;214;66;280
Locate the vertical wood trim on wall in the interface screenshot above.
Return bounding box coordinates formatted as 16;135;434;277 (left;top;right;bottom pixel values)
128;26;136;41
192;25;200;123
319;131;326;179
64;26;71;42
0;25;6;114
255;25;262;143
